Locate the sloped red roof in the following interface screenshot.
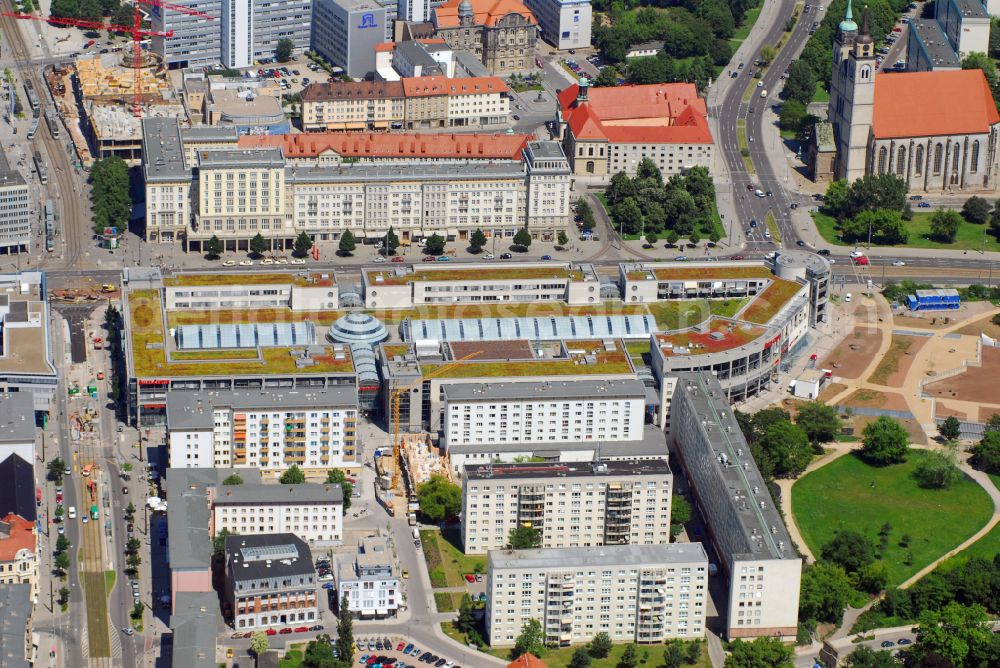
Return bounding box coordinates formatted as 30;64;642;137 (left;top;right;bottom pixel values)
506;654;547;668
0;513;34;562
238;132;530;161
559;83;713;145
872;69;1000;139
435;0;536;28
401;75;508;97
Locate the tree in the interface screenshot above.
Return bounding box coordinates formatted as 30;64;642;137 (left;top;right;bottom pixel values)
665;230;680;246
54;551;70;575
593;66;621;88
911;602;994;667
424;233;446;256
845;174;908;218
470;228;487;253
557;230;569;247
754;420;812;479
88;156;132;234
507;525;542;549
617;644;639;668
589;632;612;659
823;180;852;219
513;228;532;248
250;630;269;657
456;594;476;634
799;562;855;624
724;637;793;668
302;635;337;668
127;552;141;573
858;560;890;594
126;536;141;555
275;38;294;63
930;210;962;243
325;469;353;510
784;60;817;105
759;45;777;65
861;416;911;465
279;464;306;484
125;502;136;520
635;158;662;184
914;449;962;489
58;586;70;605
384;227;400;255
963;52;1000;102
688;229;701;246
416;475;462;523
779;99;806;133
643;232;659;247
606;171;637;205
249;233;268;257
204;235;223;259
671;493;692;538
78;0;103;21
338;230;357;255
795;401;841;446
47;457;66;482
222;473;243;486
662;641;686;668
511;618;545;660
971;430;1000;473
821;530;877;574
568;647;592;668
962;196;992;224
939;416;961;442
56;534;70;554
335;593;354;661
843;645;901;668
50;0;79;18
293;231;314;257
104;304;119;330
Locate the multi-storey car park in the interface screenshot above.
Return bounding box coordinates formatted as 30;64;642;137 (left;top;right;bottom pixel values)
461;460;673;554
668;372;802;640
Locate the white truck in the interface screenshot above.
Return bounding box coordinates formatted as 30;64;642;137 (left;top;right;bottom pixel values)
67;506;77;519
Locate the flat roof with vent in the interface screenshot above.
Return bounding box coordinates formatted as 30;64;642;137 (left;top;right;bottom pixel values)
465;459;670;480
442;378;646;401
226;533;314;582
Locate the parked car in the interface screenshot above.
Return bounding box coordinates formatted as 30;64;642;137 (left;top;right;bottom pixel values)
917;201;931;208
892;260;906;266
294;626;309;633
279;627;293;635
500;252;513;259
540;254;552;260
423;255;436;261
392;256;405;262
266;628;278;636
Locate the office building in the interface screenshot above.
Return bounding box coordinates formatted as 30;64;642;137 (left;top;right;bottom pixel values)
669;373;801;640
151;0;223;68
907;288;961;311
0;393;35;465
162;272;340;311
313;0;391;78
0;272;57;413
226;533;319;630
557;79;713;180
433;0;539;74
170;592;218;668
0;455;35;524
220;0;311;68
461;460;672;554
442;379;646;449
0;514;36;599
486;544;707;646
0;584;33;668
0;149;29;254
524;0;591;50
336;536;401;618
906;0;989;72
213;483;344;543
166;388;359;474
399;0;431;21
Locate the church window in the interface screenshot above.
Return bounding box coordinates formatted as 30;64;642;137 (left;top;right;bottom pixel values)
953;143;961;172
933;144;943;175
896;147;906;176
878;147;888;174
860;65;871;80
971;141;980;173
915;146;924;176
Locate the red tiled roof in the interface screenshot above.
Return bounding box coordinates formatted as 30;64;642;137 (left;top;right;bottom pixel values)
301;81;405;102
401;75;508;97
0;513;34;562
559;83;713;145
435;0;536;28
872;69;1000;139
374;42;396;53
507;654;547;668
238;132;530;161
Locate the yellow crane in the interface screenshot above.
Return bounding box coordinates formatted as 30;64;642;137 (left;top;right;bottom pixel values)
390;349;482;490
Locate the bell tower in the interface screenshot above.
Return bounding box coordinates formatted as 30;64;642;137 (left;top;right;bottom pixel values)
828;2;876;181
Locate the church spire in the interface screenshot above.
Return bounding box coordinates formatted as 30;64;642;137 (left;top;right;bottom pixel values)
839;0;858;34
857;6;873;45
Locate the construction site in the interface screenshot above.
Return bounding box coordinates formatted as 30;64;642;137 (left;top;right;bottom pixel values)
49;281;119;304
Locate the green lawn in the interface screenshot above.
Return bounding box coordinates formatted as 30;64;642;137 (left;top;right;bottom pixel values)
730;4;763;45
434;591;464;612
812;211;1000;252
765;211;782;244
278;643;306;668
935;473;1000;566
812;83;830;104
104;570;115;592
419;529;484;589
646;298;749;330
82;571;111;657
792;452;994;586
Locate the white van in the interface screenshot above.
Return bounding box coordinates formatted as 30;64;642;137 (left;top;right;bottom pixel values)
760;89;768;99
845;293;853;302
68;506;77;519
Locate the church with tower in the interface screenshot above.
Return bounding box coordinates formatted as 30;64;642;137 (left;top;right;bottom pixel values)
819;0;1000;192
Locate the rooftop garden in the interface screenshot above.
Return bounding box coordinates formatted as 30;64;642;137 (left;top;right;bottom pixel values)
656;318;766;356
127;289;353;377
651;265;773;281
163;272;334;288
646;298;750;330
367;265;585;286
741;278;804;324
422;343;633;379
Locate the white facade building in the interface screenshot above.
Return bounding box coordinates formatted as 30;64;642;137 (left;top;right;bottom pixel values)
524;0;592;50
398;0;431;22
165;388;360;476
212;483;344;543
442;379;646;449
0;150;30;255
486;544;708;646
461;460;672;554
336;537;401;618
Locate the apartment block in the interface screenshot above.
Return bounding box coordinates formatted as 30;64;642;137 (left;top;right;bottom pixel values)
166;388;359;475
442;379;646;449
0;149;30;254
461;460;672;554
213;483;344;543
525;0;592;50
669;373;801;640
226;533;319;630
486;544;707;647
336;536;401;618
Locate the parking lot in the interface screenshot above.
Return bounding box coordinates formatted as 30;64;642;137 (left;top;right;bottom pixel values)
356;635;466;668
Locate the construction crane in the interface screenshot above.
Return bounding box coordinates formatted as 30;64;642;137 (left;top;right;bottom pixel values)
389;349;482;490
4;1;214;116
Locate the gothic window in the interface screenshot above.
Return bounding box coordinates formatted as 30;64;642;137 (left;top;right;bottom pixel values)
896;147;906;176
586;161;595;174
933;143;943;175
860;65;871;80
971;141;980;174
878;147;888;174
953;142;961;171
915;146;924;176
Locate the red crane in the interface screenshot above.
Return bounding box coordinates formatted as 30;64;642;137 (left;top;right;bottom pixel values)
4;2;214;117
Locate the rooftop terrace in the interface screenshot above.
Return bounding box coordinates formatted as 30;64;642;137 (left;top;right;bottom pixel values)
420;339;634;378
366;265;586;286
656;318;767;357
649;265;774;281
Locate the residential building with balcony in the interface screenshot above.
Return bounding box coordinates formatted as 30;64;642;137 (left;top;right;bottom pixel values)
335;536;401;618
225;533;318;630
486;543;707;646
461;460;672;554
669;373;801;640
